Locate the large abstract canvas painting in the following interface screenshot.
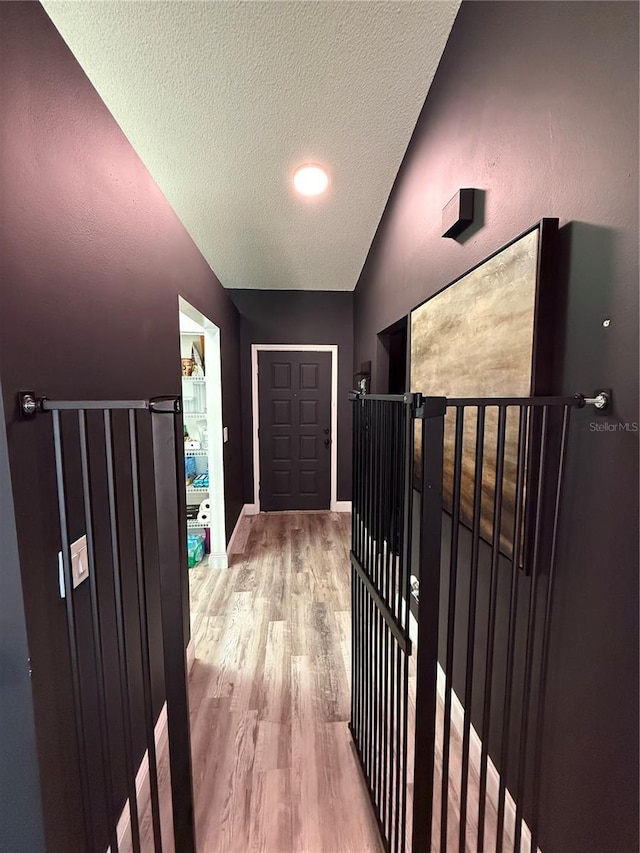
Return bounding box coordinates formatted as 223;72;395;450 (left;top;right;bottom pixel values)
410;221;557;557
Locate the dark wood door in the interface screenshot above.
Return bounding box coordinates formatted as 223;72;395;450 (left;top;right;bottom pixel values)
258;350;332;511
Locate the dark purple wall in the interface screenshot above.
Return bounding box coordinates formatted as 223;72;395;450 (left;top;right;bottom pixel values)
355;3;638;852
229;289;354;503
0;3;244;850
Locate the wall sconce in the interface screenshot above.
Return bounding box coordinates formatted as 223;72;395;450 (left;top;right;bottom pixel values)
442;188;476;238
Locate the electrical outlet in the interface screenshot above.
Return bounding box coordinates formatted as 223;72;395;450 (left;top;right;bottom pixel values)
223;426;229;443
58;535;89;598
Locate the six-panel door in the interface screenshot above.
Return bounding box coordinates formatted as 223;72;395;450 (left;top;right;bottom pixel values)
258;350;332;511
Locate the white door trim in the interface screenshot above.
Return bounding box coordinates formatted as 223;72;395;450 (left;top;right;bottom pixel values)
251;344;339;512
178;296;228;567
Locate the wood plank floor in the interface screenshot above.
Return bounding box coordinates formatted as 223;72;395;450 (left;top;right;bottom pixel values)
127;510;519;853
188;511;384;853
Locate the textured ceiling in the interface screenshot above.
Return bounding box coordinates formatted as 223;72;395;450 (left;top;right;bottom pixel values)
43;1;460;291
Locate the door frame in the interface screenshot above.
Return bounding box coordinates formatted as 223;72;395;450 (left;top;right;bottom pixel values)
250;343;339;513
178;296;227;568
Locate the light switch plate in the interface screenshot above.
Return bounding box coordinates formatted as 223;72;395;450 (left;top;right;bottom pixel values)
58;535;89;598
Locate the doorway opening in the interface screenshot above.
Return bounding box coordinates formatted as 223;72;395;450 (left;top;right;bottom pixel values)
178;297;227;581
377;317;408;394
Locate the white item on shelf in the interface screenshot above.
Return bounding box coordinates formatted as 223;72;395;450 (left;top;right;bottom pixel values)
198;498;212;522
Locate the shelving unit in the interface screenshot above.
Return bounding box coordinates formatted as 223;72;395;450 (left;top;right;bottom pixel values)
182;338;209;566
180;302;227;571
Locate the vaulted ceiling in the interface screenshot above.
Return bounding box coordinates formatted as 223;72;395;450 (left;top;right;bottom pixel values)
43;1;460;291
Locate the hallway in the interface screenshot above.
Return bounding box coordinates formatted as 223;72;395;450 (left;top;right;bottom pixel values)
125;509;515;853
188;511;382;853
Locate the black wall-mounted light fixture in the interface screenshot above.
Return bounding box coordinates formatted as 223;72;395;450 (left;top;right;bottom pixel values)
442;188;476;238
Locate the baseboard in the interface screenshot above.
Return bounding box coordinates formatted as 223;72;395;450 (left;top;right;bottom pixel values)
109;641;195;852
186;637;196;674
407;607;538;853
243;501;349;515
227;504;247;554
110;701;168;853
207;551;228;569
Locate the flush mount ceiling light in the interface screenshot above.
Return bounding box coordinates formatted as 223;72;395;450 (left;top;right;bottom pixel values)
293;164;329;197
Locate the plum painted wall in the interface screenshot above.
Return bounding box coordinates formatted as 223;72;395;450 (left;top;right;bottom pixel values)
229;289;354;505
354;3;639;852
0;3;245;849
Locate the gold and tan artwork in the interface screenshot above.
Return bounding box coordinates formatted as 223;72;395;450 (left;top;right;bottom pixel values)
411;229;539;557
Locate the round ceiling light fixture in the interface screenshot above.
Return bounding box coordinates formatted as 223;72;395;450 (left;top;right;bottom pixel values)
293;164;329;197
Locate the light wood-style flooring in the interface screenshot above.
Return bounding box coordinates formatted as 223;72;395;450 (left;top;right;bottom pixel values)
188;511;383;853
129;510;519;853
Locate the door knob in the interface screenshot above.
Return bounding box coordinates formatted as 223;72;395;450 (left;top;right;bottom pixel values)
323;428;330;434
324;438;330;447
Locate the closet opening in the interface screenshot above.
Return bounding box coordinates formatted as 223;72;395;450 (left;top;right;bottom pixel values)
178;297;227;600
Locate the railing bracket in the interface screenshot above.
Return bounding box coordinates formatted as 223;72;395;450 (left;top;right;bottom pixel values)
18;391;47;418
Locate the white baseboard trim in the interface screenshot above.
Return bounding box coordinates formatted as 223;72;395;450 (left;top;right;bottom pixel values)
186;637;196;674
110;701;168;853
407;607;538;853
227;504;248;554
109;641;195;853
207;551;228;569
243;501;350;515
